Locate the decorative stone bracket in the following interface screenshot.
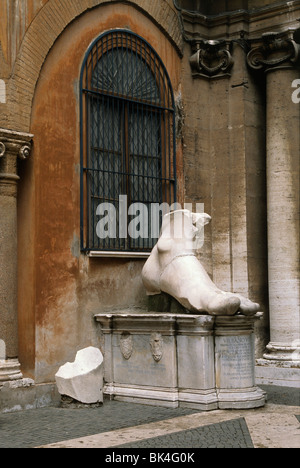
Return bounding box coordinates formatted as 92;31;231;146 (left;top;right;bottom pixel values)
247;30;300;71
189;30;300;78
190;39;234;79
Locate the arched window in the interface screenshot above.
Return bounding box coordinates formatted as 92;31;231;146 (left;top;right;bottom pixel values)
80;30;176;253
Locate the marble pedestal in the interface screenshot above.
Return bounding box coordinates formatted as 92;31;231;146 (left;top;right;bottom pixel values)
214;316;266;409
95;312;266;410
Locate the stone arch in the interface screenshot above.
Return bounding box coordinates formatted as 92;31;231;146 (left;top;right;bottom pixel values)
8;0;183;132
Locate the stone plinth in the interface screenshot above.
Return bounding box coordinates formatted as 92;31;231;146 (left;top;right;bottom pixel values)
215;316;266;409
95;312;266;410
176;315;217;409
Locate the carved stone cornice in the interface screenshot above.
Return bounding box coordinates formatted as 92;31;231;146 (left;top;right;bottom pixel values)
190;39;234;79
247;30;300;72
177;1;300;44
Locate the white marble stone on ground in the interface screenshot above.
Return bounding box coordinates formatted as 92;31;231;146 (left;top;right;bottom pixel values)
55;347;104;404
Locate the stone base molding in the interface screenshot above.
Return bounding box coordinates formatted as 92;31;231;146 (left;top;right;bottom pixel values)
256;358;300;389
263;343;300;363
0;359;23;382
0;380;62;414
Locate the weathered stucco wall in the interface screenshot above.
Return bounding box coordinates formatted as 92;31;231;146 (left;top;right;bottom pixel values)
17;2;183;382
0;0;182;132
180;41;268;355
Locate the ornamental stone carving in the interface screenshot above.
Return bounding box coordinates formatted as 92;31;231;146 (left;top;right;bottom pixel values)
0;129;33;188
150;333;163;362
19;145;31;160
120;332;133;360
0;128;33;166
190;40;234;78
247;31;300;71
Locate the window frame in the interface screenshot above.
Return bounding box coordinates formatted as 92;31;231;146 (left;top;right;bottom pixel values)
79;30;177;255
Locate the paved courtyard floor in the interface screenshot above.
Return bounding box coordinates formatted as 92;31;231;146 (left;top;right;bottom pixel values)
0;385;299;449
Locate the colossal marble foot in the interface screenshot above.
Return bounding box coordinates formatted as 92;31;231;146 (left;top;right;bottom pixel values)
198;291;241;316
158;255;242;316
233;294;260;316
142;210;260;317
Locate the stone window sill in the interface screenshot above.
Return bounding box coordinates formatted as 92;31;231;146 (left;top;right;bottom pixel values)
87;251;150;259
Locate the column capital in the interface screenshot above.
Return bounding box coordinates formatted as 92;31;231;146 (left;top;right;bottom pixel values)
0;128;33;187
0;128;34;162
247;30;300;72
190;39;234;79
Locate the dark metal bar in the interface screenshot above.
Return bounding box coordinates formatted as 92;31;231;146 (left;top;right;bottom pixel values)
82;88;174;113
83;167;175;183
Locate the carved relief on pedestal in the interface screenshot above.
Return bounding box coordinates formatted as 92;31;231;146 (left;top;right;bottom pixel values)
120;332;133;360
190;40;234;78
247;31;300;71
150;333;163;362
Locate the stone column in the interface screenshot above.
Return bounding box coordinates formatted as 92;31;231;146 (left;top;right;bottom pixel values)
0;128;33;382
247;31;300;364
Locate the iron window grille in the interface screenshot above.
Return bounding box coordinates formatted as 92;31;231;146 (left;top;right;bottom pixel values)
80;30;177;253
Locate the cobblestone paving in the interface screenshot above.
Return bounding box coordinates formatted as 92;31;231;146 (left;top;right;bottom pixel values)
0;403;199;449
0;385;299;449
118;417;254;448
